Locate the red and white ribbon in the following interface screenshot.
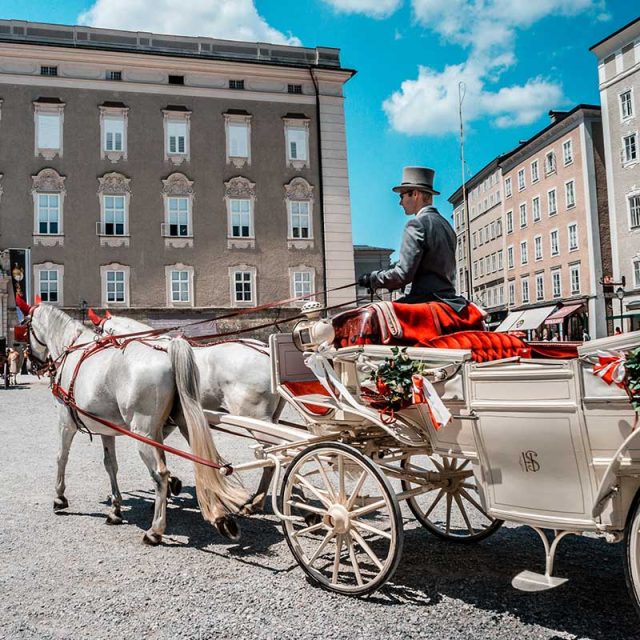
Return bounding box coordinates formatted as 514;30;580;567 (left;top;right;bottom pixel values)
592;350;627;388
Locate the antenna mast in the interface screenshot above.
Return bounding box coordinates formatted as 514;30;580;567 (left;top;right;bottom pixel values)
458;82;472;300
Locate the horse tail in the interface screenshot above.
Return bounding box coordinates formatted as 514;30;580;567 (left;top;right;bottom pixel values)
168;337;247;522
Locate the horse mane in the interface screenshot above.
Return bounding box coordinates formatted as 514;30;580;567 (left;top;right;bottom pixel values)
37;304;86;355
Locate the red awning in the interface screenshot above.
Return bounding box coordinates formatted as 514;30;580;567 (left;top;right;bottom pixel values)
544;303;585;325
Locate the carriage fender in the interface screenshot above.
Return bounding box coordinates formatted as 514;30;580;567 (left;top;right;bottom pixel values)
592;428;640;519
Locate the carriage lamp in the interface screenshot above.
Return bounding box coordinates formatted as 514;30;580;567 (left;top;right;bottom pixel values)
616;287;625;331
292;301;335;352
79;299;88;324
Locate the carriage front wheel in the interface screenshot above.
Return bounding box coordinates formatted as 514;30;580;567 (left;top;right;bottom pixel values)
401;453;503;543
624;490;640;616
280;442;403;596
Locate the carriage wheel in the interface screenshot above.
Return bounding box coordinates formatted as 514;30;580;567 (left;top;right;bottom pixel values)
281;442;403;596
401;453;503;543
624;491;640;616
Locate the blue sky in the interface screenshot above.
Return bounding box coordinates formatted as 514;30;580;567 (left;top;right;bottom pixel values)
1;0;637;256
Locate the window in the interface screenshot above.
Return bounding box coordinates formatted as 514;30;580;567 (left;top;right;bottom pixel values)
234;271;253;303
34;99;65;159
507;246;514;269
565;180;576;208
163;109;191;164
38;270;59;302
621;90;633;119
520;240;528;265
168;75;184;85
99;104;128;161
37;194;60;234
230;199;251;237
519;203;527;228
509;281;515;306
171;270;190;302
40;65;57;76
97;172;130;247
505;177;512;198
106;271;125;303
545;151;556;174
472;232;477;248
496;219;503;236
506;210;513;234
224;112;252;167
32;168;65;243
634;258;640;289
473;261;478;278
563;139;573;165
517;168;525;191
103;195;126;235
229;79;245;90
498;249;503;270
623;134;638;164
289;201;311;239
285;119;309;168
288;84;303;94
106;70;122;81
550;229;559;256
548;188;557;215
167;197;190;237
104;117;124;152
491;253;497;272
531;160;539;183
291;270;314;301
552;269;561;298
570;264;581;294
630;194;640;228
532;196;541;222
522;278;530;304
534;235;543;261
536;273;544;301
568;223;578;250
101;264;129;306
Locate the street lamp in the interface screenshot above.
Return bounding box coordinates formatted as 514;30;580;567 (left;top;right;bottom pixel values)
79;299;88;324
615;287;625;332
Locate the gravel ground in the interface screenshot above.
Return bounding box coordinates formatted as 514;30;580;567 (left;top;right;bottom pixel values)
1;376;639;640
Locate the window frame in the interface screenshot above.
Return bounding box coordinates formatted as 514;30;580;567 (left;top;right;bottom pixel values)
97;172;131;248
520;240;528;266
289;266;316;305
531;159;539;183
101;263;130;307
550;228;560;257
504;177;512;198
568;222;579;251
622;132;638;165
535;272;545;301
562;139;573;165
163;109;191;165
284;117;310;170
225;177;256;249
506;210;513;234
33;99;65;160
521;277;530;304
31;168;66;246
229;266;256;307
517;168;526;191
629;192;640;229
548;187;558;216
545;150;556;175
224;112;252;168
534;234;543;261
519;202;527;228
34;261;64;306
165;263;194;307
570;263;581;295
620;89;634;121
551;268;562;298
99;104;128;162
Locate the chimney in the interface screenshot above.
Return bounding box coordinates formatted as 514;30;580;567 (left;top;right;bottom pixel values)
548;110;568;123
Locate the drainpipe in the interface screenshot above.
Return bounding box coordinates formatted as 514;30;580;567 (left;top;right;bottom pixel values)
309;67;328;306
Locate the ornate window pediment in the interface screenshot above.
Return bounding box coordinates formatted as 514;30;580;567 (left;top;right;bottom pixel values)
32;168;66;194
98;172;131;195
224;176;256;199
285;177;314;201
162;172;194;197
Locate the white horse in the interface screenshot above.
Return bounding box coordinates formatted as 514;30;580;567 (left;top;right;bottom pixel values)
23;301;247;544
90;311;282;512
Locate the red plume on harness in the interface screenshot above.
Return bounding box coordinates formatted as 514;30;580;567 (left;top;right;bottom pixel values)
88;308;104;327
105;310;112;319
15;294;32;316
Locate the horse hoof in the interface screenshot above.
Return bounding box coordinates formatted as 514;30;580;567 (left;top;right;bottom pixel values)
106;514;123;525
142;532;162;546
169;476;183;496
215;517;241;542
53;497;69;512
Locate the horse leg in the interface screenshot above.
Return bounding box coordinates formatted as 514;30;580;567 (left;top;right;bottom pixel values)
54;414;77;512
137;442;170;546
101;435;123;524
162;421;183;496
241;467;275;516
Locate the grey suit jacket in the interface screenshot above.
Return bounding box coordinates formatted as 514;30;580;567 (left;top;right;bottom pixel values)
370;205;468;311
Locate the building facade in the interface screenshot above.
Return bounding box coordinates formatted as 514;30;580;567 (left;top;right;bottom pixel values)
353;244;394;301
450;105;611;339
591;17;640;332
0;20;356;340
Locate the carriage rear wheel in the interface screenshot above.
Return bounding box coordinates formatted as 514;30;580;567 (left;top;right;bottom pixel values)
281;442;403;596
401;453;503;543
624;490;640;616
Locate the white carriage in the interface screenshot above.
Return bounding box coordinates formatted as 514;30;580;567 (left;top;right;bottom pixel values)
208;308;640;606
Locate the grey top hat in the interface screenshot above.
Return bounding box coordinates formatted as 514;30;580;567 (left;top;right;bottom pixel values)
392;166;440;195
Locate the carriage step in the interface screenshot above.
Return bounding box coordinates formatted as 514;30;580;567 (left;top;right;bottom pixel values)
512;570;568;592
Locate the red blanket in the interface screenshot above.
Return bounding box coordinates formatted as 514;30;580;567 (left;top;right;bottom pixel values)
393;302;486;345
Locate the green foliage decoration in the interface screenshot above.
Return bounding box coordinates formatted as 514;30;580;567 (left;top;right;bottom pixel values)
626;347;640;413
369;346;425;411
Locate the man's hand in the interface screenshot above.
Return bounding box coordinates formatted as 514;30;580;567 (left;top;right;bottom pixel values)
358;273;371;289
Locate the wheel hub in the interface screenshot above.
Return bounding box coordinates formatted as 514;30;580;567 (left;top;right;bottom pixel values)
325;504;350;534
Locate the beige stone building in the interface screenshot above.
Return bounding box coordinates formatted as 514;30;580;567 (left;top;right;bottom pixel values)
591;17;640;332
0;20;356;340
451;105;611;339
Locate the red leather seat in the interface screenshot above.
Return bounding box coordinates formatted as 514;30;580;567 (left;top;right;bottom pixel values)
421;331;531;362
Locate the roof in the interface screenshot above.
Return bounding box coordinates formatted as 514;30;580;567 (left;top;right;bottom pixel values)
353;244;394;253
0;19;356;76
590;16;640;52
447;151;516;204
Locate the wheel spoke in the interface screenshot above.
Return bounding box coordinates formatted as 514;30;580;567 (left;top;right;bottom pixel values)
457;459;471;471
350;498;388;518
332;534;343;584
453;492;475;535
422;489;445;519
346;532;364;586
288;500;326;516
346;470;369;511
351;519;392;541
459;487;491;519
338;454;345;501
294;473;332;508
308;530;335;566
291;521;326;538
445;493;452;535
314;455;337;502
350;528;384;571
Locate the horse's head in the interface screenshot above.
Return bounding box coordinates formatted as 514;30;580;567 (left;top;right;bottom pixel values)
15;297;49;372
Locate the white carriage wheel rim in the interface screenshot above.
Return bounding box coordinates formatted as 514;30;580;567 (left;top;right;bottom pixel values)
629;506;640;603
282;445;400;594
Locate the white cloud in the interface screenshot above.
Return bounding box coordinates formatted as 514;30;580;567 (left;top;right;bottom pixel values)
383;0;602;135
79;0;301;46
322;0;403;19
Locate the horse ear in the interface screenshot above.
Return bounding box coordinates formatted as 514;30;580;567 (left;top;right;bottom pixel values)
15;294;32;316
105;310;112;319
34;294;42;305
87;308;102;326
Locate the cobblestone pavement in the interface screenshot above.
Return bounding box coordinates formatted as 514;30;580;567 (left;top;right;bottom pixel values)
1;376;638;639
